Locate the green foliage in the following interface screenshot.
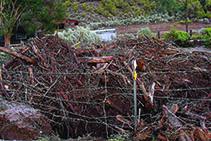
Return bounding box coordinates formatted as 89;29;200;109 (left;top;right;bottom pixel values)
165;29;190;42
122;2;131;13
64;0;72;7
96;3;105;15
38;7;55;34
1;0;66;40
82;12;86;16
180;19;192;24
73;2;79;11
156;0;180;15
0;0;23;37
82;3;87;9
188;0;206;18
200;27;211;37
205;28;211;36
57;26;102;45
143;0;156;14
114;0;125;8
104;1;117;16
88;13;177;29
205;11;211;18
86;6;93;11
131;6;142;17
199;27;211;48
137;0;144;5
137;27;154;38
22;20;36;36
54;1;67;21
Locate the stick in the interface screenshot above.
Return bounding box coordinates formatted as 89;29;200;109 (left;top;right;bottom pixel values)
79;56;114;63
0;47;36;64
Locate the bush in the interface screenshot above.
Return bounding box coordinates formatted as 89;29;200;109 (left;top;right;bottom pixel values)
205;28;211;36
82;3;86;9
165;29;190;42
73;2;78;11
180;19;192;24
137;27;154;38
104;2;117;16
206;11;211;18
199;27;211;48
86;6;93;12
200;27;211;36
82;12;86;16
64;0;72;7
57;26;102;45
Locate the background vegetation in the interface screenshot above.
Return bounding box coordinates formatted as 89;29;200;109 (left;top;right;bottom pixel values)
64;0;211;24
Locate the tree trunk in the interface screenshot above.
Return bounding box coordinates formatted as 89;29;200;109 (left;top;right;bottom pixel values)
185;0;188;33
4;36;11;48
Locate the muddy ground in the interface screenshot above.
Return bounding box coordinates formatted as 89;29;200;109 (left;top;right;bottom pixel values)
114;21;211;36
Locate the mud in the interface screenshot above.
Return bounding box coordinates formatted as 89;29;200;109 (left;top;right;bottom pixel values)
114;21;211;35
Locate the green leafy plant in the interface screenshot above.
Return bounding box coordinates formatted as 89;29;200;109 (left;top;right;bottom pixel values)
86;6;93;12
82;3;86;9
137;27;154;38
180;19;192;24
57;26;102;45
73;2;78;11
165;29;190;42
205;28;211;36
64;0;72;7
198;27;211;48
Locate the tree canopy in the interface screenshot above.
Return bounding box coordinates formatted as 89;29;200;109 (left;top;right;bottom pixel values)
0;0;66;47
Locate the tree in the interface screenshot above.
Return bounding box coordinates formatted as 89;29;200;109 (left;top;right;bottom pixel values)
0;0;66;47
156;0;180;15
0;0;23;47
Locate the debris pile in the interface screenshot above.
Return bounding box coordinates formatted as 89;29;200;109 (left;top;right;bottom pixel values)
0;35;210;140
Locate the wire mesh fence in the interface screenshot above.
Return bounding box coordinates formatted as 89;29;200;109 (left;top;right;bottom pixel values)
0;35;210;140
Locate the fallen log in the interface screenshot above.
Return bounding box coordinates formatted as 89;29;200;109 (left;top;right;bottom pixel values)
0;47;36;65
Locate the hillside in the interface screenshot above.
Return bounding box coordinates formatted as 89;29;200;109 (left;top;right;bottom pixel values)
63;0;211;27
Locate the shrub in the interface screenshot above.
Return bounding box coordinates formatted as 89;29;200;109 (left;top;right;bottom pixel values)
206;11;211;18
115;0;125;8
97;3;104;14
180;19;192;24
200;27;211;36
64;0;72;7
205;28;211;36
104;10;113;18
137;27;154;38
104;2;117;16
73;2;78;11
57;26;102;45
82;3;86;9
165;29;190;42
86;6;93;12
123;2;131;12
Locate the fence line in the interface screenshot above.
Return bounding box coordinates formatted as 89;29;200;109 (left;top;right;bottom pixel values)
0;66;210;138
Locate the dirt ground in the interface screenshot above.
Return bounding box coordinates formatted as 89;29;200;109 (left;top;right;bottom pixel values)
114;21;211;36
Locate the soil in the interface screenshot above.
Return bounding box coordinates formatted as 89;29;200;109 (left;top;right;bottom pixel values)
114;21;211;36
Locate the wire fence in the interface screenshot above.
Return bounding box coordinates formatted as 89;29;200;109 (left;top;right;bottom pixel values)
0;36;210;140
